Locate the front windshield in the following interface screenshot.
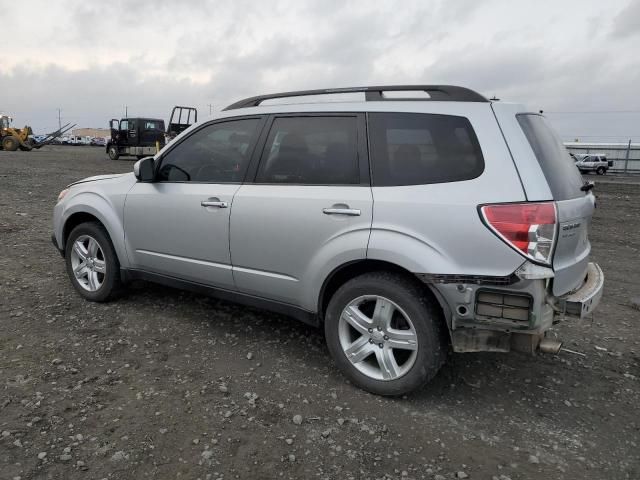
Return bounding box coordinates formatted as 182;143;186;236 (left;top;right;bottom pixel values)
0;117;8;129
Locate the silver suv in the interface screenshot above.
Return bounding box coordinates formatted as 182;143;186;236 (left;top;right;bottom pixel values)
52;85;604;395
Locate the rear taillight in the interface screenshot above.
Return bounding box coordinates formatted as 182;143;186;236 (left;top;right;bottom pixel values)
480;202;557;265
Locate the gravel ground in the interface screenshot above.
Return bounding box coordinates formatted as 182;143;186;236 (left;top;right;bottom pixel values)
1;146;638;480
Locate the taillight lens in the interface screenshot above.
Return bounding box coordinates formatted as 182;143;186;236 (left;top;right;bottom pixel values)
480;202;557;265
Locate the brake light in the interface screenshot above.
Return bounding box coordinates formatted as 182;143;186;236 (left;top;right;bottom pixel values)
480;202;557;265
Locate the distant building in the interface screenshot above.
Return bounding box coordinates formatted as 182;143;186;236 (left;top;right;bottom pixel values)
72;127;110;139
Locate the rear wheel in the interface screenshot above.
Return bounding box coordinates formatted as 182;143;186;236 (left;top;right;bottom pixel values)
2;136;19;151
324;272;446;396
107;145;120;160
596;166;606;175
65;222;122;302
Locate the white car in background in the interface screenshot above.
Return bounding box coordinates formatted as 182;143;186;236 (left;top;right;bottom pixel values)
573;153;611;175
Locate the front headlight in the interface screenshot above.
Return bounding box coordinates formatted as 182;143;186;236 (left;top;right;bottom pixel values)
57;188;70;203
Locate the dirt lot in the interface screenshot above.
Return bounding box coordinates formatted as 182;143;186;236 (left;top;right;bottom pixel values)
1;146;638;480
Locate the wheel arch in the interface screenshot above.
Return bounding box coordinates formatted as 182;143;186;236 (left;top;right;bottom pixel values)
62;212;105;246
60;199;128;268
317;259;452;339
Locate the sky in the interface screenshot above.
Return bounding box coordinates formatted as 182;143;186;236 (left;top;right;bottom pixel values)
1;0;639;142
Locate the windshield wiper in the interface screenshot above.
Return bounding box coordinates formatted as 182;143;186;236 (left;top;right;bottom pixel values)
580;181;595;192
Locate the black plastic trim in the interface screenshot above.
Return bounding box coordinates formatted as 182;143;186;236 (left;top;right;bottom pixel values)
416;272;518;286
223;85;488;110
51;233;64;257
121;269;320;327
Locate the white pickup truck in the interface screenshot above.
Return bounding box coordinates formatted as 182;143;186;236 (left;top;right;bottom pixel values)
572;153;612;175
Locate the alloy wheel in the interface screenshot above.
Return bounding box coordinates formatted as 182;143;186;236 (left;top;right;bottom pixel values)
338;295;418;381
70;235;106;292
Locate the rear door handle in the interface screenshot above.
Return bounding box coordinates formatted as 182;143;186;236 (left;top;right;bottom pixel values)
201;199;229;208
323;207;361;216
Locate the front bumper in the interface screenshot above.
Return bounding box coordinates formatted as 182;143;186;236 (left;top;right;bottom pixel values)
556;262;604;318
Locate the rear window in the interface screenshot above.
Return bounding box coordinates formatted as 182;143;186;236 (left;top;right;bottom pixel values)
517;114;583;200
368;113;484;186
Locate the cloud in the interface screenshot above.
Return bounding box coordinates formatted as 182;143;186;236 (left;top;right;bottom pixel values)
0;0;638;141
610;0;640;38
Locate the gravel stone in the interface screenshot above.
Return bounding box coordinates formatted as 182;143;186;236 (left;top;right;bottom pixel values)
292;414;303;425
110;451;127;462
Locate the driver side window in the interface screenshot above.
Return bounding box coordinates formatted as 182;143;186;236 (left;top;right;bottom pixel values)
156;118;261;183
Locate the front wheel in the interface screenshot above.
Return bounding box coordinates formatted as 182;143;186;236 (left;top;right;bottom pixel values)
65;222;122;302
107;145;119;160
2;136;19;151
324;272;446;396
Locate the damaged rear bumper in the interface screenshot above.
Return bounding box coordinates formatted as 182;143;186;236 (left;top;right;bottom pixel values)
554;262;604;318
422;262;604;354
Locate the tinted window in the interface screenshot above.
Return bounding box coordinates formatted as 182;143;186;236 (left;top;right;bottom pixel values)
368;113;484;186
517;114;583;200
256;117;359;184
157;118;260;183
144;120;162;130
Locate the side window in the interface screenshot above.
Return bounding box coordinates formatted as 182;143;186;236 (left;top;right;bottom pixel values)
256;116;359;185
120;120;129;131
368;113;484;186
156;118;261;183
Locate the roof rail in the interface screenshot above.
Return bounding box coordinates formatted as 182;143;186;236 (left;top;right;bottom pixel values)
223;85;488;110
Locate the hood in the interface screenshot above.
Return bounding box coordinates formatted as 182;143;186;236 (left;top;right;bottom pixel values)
67;173;129;188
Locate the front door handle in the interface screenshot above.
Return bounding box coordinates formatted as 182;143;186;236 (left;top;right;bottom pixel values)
201;199;228;208
323;207;361;216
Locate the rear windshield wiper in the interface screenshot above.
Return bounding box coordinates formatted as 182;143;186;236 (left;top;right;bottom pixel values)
580;181;595;192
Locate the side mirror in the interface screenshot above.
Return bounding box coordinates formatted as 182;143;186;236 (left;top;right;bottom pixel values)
134;157;155;182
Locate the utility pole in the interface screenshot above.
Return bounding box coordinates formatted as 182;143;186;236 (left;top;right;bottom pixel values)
208;104;214;115
624;139;631;174
57;109;62;131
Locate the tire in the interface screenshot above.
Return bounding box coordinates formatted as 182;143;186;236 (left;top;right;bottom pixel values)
324;272;446;396
2;136;19;151
596;167;606;175
107;145;120;160
64;222;122;302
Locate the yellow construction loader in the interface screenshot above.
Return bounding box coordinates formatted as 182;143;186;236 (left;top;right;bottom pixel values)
0;114;74;151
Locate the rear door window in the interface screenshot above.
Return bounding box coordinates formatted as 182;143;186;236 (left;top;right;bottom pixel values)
368;112;484;186
256;116;360;185
517;114;583;200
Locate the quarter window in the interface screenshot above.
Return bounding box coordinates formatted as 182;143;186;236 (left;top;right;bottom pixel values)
368;113;484;186
156;118;260;183
256;116;359;185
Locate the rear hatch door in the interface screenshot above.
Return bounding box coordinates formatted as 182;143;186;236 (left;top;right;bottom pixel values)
516;114;594;295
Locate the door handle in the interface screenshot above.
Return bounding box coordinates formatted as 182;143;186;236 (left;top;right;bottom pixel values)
201;200;229;208
323;207;361;216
